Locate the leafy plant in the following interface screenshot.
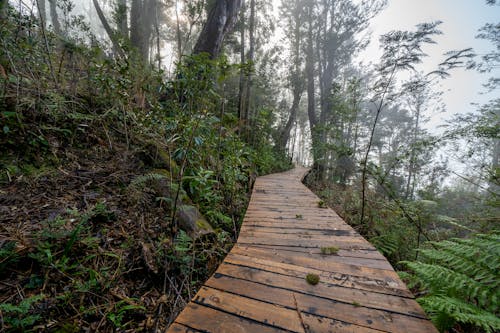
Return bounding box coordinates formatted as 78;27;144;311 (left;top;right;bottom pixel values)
401;233;500;332
0;294;44;331
107;300;145;329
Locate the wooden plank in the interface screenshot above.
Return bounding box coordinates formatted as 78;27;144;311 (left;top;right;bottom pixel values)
174;303;285;333
232;245;395;271
166;167;437;332
224;252;412;297
193;286;305;332
205;274;435;333
215;262;426;318
167;323;203;332
244;243;388;260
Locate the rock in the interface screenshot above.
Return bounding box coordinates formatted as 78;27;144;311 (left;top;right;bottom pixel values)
176;204;214;238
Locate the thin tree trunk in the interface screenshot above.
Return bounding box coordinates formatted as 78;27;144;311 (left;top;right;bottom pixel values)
48;0;61;35
237;0;246;131
360;65;397;225
155;2;161;69
93;0;125;58
279;4;303;153
243;0;255;135
38;0;47;24
0;0;7;20
116;0;128;37
175;0;182;60
405;105;420;200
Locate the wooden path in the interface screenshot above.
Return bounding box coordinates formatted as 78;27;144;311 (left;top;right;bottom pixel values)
167;167;437;333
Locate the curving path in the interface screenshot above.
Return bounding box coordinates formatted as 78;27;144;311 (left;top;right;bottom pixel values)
167;167;438;333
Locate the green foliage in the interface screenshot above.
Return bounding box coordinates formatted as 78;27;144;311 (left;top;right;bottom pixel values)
0;294;44;331
107;300;145;329
370;234;399;257
402;233;500;332
0;241;19;272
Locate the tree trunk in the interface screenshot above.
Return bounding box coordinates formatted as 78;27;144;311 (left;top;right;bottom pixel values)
193;0;243;58
279;86;302;153
37;0;47;25
279;1;303;153
237;0;246;130
243;0;255;132
115;0;128;37
305;4;325;180
93;0;125;58
130;0;156;62
48;0;61;35
175;0;183;60
0;0;7;20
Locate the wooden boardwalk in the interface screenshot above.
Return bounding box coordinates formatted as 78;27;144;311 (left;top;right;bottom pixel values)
167;167;437;333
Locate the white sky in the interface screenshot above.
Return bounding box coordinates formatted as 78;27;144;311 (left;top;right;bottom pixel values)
357;0;499;130
271;0;499;131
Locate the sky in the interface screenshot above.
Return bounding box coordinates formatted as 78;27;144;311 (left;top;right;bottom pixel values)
356;0;499;130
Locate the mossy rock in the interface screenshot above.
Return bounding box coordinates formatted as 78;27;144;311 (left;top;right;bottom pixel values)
176;204;214;238
144;142;180;176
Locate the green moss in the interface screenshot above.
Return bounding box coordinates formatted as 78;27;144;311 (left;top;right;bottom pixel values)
305;273;320;285
352;301;361;307
196;219;212;230
317;200;327;208
295;214;303;219
320;246;339;255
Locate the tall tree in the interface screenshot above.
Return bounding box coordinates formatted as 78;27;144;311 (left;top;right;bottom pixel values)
237;0;247;128
242;0;255;130
306;0;385;181
130;0;156;61
93;0;125;58
193;0;243;58
278;0;305;153
359;22;443;225
48;0;61;35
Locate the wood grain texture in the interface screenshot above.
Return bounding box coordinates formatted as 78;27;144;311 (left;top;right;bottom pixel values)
167;167;438;332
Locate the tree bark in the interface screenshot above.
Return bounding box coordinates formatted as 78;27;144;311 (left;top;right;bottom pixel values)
0;0;6;20
93;0;125;58
237;0;246;130
130;0;156;62
115;0;128;37
48;0;61;35
37;0;47;25
243;0;255;131
193;0;243;58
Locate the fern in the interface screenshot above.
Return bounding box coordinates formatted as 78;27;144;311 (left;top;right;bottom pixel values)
370;234;399;256
402;233;500;333
418;296;500;333
129;173;168;189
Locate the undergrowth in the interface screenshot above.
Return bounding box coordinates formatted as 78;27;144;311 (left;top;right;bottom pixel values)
401;233;500;333
0;3;290;332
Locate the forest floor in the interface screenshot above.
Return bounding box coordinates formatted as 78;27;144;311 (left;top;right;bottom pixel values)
0;137;232;331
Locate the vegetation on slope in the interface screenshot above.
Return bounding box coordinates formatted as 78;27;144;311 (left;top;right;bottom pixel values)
0;6;289;332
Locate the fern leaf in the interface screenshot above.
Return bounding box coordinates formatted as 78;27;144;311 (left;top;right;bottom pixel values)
402;261;496;311
418;295;500;333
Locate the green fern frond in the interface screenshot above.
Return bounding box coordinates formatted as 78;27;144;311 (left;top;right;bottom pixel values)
401;233;500;332
419;242;499;289
418;295;500;333
370;234;399;256
130;173;168;188
401;261;496;311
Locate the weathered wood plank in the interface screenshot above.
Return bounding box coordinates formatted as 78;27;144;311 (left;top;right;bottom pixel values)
167;167;438;332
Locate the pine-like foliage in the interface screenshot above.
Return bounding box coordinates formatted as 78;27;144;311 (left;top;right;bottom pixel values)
402;233;500;333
